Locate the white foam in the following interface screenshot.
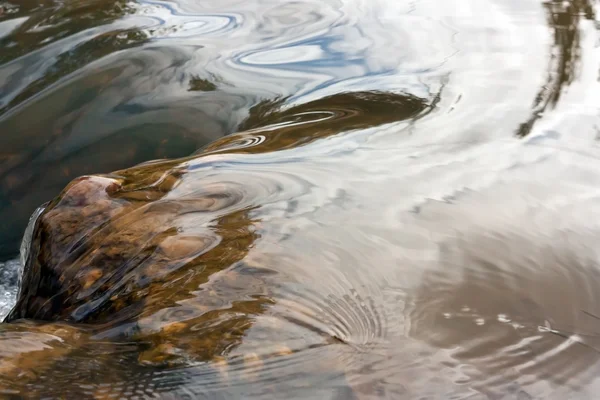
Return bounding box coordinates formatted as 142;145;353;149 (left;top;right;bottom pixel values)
0;259;19;320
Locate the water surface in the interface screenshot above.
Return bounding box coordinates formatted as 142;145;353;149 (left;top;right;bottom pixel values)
1;0;600;398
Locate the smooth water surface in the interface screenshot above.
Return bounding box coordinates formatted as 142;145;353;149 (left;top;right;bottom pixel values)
1;0;600;398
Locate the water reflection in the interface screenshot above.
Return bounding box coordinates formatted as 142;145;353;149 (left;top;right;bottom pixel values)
516;0;596;137
204;90;429;154
0;0;441;258
0;0;147;109
1;0;600;398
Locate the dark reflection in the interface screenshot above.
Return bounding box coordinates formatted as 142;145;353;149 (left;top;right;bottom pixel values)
0;0;154;259
0;0;148;116
0;0;138;66
0;103;200;260
202;91;429;154
1;29;149;113
0;59;230;259
516;0;595;137
188;75;218;92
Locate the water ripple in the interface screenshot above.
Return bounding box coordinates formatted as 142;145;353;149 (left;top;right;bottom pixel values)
2;0;600;398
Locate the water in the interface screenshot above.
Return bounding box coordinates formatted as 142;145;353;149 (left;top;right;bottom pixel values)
0;259;18;320
1;0;600;398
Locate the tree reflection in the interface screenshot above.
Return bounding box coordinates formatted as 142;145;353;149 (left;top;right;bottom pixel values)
0;0;141;65
516;0;595;137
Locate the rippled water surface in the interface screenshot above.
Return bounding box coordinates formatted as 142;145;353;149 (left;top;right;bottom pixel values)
1;0;600;398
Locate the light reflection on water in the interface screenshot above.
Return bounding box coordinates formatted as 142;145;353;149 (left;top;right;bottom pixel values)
0;0;600;398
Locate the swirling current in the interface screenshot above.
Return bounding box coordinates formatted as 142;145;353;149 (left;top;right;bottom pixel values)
1;0;600;398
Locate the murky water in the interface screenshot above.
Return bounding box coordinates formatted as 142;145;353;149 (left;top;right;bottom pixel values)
1;0;600;398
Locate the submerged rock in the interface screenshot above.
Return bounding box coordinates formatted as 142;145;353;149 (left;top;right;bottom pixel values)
0;91;427;398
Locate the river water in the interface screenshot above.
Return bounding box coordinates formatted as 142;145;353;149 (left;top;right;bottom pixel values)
1;0;600;398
